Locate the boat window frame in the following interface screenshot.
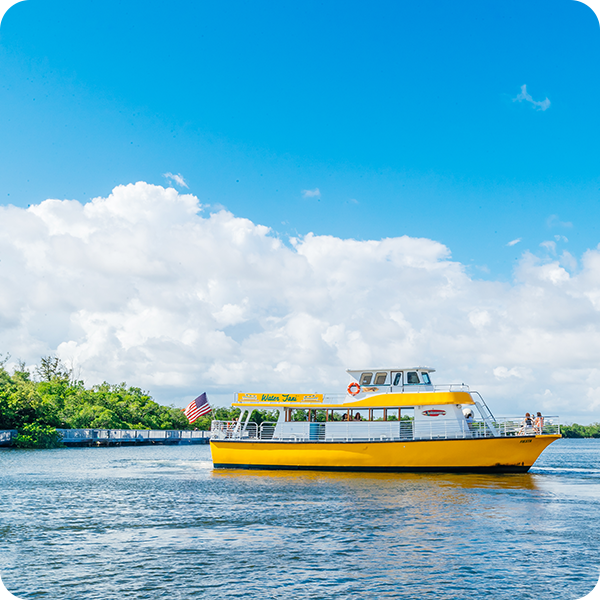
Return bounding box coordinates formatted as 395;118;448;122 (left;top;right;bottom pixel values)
360;372;373;385
392;372;403;386
406;371;420;385
374;372;388;385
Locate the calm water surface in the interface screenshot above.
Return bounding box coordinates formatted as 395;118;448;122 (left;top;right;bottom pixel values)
0;439;599;599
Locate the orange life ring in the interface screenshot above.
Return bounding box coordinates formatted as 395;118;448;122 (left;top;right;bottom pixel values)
347;382;361;396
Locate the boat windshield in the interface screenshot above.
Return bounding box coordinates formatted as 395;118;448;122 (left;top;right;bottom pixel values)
406;371;420;384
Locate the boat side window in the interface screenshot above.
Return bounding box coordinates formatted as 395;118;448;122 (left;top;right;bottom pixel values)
406;371;420;385
421;372;431;385
331;410;348;421
393;372;402;386
374;372;387;385
387;408;400;421
291;409;308;421
360;372;373;385
372;409;385;421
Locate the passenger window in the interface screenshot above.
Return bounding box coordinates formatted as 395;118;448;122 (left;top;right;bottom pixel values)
360;372;373;385
371;409;385;421
374;372;387;385
406;372;420;384
393;372;402;386
422;372;431;384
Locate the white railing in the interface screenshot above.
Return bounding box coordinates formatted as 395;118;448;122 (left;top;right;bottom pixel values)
0;430;18;445
491;417;560;437
211;416;560;442
57;429;210;442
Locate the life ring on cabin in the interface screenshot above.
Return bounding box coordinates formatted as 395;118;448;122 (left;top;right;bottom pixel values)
347;382;361;396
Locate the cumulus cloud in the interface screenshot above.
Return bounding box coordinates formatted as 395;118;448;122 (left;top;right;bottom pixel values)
163;172;189;188
513;84;550;111
302;188;321;198
2;182;600;422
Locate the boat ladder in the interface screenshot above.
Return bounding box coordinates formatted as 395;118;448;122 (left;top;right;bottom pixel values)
470;392;499;437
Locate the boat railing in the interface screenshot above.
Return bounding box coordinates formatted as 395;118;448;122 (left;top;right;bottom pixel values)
491;417;560;437
57;428;210;441
211;416;560;442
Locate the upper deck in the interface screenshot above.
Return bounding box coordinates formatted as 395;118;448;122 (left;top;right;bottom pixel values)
233;367;473;409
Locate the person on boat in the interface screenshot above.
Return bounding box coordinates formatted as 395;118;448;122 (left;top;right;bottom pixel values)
342;413;348;421
519;413;534;435
534;412;544;434
354;413;362;421
464;409;474;430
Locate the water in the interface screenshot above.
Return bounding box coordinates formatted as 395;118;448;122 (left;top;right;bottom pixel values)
0;439;598;599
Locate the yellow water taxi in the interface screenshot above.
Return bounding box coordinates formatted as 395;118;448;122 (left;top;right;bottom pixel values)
210;367;561;472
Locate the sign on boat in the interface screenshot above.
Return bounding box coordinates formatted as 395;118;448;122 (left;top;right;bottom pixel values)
210;367;561;473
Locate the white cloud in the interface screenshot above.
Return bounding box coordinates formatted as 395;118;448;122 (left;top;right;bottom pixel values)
513;84;551;111
163;172;189;188
540;240;557;254
547;214;573;228
302;188;321;198
507;238;521;247
2;181;600;423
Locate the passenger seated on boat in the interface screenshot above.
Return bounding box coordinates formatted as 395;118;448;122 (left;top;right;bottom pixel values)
342;413;348;421
518;413;534;435
354;413;362;421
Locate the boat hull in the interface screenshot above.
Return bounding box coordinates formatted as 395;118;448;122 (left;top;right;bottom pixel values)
210;435;560;473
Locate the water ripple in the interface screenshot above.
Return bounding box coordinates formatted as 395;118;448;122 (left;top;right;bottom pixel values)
0;439;598;599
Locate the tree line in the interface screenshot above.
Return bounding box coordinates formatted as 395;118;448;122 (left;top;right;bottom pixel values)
560;423;600;438
0;355;200;447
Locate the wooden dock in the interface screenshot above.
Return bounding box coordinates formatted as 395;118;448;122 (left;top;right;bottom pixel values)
0;428;210;447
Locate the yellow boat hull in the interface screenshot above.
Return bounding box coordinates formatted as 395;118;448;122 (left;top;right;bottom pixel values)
211;435;560;473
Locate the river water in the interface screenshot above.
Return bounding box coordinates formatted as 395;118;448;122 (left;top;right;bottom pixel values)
0;438;598;599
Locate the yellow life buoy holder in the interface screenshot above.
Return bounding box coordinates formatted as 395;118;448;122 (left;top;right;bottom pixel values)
347;382;361;396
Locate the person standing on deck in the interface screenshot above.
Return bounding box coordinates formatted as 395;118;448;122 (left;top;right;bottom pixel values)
534;412;544;434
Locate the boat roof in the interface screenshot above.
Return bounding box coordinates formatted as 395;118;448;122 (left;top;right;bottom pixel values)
233;390;474;408
346;367;436;374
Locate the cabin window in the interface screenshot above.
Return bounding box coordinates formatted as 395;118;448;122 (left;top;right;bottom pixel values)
331;409;349;421
406;371;420;384
360;372;373;385
371;409;385;421
374;372;387;385
386;408;400;421
393;372;402;386
291;409;308;421
422;372;431;384
401;408;415;426
314;410;327;422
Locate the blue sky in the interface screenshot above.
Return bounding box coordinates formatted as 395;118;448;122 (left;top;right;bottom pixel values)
1;0;598;278
1;0;600;421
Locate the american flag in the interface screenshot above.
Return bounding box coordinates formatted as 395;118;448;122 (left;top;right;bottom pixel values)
184;392;211;423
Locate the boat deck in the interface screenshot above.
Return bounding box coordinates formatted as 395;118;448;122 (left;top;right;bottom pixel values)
211;417;560;443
